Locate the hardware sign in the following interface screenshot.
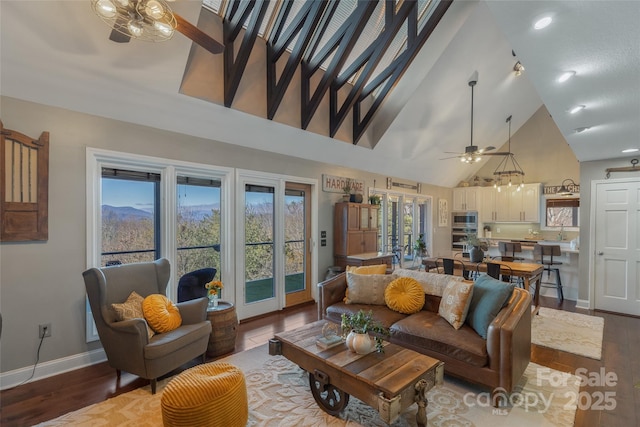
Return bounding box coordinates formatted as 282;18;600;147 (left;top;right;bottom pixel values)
322;174;364;194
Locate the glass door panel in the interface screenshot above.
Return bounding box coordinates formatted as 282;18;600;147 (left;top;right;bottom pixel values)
387;195;401;265
360;206;370;229
284;183;311;306
403;199;414;261
244;184;275;304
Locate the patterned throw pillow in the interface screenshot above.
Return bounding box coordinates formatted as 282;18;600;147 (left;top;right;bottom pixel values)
393;268;464;297
142;294;182;334
346;264;388;275
438;280;474;329
112;291;155;338
344;272;396;305
384;277;425;314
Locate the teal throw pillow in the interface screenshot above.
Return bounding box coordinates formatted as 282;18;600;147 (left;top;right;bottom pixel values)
466;275;515;339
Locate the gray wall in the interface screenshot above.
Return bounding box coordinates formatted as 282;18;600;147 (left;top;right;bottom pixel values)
0;96;452;375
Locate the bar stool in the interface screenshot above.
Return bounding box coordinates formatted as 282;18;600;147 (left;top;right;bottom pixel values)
533;244;564;303
497;242;525;262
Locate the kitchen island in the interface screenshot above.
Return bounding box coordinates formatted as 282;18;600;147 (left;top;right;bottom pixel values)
486;239;579;301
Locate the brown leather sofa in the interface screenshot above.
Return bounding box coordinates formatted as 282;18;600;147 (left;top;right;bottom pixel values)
317;270;531;398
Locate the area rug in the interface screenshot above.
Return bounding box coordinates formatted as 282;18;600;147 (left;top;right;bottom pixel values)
532;307;604;360
37;344;580;427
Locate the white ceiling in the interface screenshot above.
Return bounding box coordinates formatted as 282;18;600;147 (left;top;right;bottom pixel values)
1;1;638;188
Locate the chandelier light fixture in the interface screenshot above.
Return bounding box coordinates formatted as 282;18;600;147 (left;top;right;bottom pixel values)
493;115;525;192
91;0;177;42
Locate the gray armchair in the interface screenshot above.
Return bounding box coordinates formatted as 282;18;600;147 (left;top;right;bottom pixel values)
82;258;211;393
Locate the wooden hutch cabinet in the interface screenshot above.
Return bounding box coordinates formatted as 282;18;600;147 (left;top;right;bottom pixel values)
334;202;390;268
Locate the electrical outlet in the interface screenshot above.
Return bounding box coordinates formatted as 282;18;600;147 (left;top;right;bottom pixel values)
497;227;501;233
39;323;52;338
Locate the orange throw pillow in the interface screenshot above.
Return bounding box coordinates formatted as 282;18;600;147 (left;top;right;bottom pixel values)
142;294;182;334
385;277;425;314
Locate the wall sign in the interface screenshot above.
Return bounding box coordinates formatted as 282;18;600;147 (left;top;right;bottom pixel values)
322;174;364;194
543;183;580;195
438;199;448;227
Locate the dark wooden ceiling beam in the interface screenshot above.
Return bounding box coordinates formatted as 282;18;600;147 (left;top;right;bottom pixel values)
329;0;415;138
223;0;270;108
266;0;329;120
352;0;453;143
300;0;377;130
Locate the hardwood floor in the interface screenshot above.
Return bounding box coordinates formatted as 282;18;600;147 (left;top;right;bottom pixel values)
1;298;638;426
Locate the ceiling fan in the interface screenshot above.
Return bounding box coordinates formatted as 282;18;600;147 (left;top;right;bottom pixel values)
91;0;224;55
441;80;509;163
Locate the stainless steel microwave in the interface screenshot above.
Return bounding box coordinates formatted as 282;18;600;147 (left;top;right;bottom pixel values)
452;211;478;228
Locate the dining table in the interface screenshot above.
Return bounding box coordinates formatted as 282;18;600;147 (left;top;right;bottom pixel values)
422;257;544;314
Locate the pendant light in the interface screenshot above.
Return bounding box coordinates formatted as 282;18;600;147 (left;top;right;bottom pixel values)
493;115;525;192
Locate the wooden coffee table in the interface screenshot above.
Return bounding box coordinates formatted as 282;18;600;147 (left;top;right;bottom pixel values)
269;320;443;426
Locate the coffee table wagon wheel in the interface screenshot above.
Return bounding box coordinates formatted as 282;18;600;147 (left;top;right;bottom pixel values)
308;371;350;415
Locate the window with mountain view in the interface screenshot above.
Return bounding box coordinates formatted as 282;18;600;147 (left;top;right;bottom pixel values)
101;168;160;266
176;176;221;284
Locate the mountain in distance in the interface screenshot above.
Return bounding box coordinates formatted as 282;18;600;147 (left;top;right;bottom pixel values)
102;204;220;221
102;205;153;220
178;204;220;220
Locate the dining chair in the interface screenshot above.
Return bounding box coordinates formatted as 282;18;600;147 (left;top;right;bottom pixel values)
436;257;468;278
478;261;515;284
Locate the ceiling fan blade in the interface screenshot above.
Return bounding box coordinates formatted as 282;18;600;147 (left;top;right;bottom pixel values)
480;146;496;152
440;155;462;160
483;152;511;156
109;14;131;43
174;13;224;55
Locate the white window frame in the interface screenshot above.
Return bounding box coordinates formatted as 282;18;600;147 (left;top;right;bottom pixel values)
540;193;580;232
85;148;233;341
370;189;433;265
234;169;318;320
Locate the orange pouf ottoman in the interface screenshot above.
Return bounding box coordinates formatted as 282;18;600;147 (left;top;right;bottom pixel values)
161;362;248;427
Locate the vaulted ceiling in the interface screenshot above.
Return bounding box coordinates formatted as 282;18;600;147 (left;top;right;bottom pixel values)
1;1;639;188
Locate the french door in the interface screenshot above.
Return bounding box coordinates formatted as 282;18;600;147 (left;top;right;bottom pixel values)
235;173;313;319
284;183;312;307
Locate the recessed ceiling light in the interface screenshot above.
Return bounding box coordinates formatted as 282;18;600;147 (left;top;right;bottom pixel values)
534;16;552;30
574;127;591;133
558;71;576;83
569;105;585;114
622;148;639;153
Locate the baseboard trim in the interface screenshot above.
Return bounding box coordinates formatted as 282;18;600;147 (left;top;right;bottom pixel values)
576;299;591;310
0;348;106;390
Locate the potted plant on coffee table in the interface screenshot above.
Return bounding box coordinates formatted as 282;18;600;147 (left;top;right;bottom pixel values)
341;310;389;354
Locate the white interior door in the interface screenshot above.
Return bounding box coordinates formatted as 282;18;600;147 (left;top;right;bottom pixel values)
593;179;640;315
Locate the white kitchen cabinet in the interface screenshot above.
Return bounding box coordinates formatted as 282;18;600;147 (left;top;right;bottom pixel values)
452;187;478;211
479;187;498;222
478;183;541;223
520;184;540;222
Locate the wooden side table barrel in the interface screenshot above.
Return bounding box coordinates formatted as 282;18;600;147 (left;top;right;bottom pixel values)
206;301;238;357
